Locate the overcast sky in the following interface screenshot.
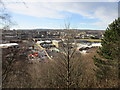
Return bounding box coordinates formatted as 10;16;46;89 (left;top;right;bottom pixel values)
2;0;119;30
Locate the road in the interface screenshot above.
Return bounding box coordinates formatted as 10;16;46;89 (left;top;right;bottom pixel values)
34;41;53;60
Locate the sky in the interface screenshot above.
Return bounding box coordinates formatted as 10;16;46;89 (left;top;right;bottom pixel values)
1;0;119;30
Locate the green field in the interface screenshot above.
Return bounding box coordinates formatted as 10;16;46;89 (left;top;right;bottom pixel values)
77;39;101;42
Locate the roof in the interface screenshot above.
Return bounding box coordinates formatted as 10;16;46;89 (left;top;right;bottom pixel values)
0;43;19;48
36;41;44;44
91;43;101;47
50;48;60;52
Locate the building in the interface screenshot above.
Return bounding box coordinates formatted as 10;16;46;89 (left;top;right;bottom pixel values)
0;43;19;48
52;40;63;48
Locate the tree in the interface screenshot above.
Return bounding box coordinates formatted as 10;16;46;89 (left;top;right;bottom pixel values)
2;44;32;88
38;22;90;88
94;18;120;88
0;0;14;30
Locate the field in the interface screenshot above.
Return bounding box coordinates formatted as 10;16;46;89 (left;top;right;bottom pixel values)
77;39;101;42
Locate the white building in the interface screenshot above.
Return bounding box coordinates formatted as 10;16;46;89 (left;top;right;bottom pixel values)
0;43;19;48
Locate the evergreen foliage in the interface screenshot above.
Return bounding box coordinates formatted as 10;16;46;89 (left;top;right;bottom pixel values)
94;18;120;87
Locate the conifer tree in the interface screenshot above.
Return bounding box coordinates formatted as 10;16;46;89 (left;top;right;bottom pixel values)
94;18;120;87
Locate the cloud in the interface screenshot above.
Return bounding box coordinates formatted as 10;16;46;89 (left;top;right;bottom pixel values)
91;5;118;29
40;2;118;29
3;1;118;29
5;2;66;19
3;0;119;2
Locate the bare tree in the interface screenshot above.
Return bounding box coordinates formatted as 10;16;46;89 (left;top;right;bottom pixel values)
0;0;13;30
35;21;89;88
2;44;33;88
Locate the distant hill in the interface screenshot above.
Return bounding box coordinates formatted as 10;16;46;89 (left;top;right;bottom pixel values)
15;29;105;31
